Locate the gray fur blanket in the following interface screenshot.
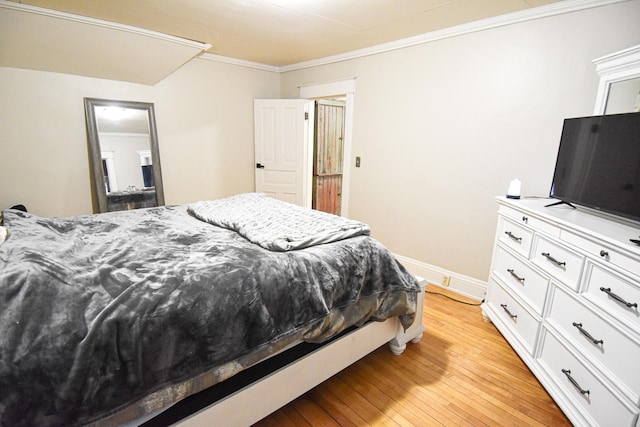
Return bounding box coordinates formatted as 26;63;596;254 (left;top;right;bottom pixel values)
0;203;419;426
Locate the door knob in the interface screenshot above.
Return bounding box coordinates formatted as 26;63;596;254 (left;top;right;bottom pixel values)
256;163;265;169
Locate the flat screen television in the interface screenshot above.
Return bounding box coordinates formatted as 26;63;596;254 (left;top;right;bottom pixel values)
548;112;640;223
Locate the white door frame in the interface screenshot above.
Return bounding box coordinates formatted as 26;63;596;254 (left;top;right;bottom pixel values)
299;78;355;218
101;151;118;193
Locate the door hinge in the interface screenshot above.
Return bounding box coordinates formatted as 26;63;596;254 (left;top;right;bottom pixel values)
305;112;309;120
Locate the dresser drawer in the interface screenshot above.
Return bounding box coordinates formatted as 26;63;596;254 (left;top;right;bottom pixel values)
493;246;549;315
499;204;561;238
562;230;640;280
538;329;638;427
583;262;640;333
532;236;584;290
487;279;539;354
497;216;533;258
548;286;640;404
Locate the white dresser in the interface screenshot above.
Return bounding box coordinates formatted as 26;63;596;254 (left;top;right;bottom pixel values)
482;197;640;427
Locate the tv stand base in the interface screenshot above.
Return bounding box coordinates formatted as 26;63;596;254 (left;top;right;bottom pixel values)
545;200;576;209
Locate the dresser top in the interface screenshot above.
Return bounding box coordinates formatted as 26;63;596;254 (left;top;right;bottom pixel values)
496;196;640;258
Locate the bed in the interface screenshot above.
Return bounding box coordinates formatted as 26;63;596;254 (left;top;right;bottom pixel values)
0;193;424;426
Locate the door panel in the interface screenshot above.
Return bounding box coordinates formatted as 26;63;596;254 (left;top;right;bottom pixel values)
314;175;342;215
313;100;345;215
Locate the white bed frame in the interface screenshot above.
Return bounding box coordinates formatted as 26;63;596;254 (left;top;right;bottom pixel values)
176;277;426;427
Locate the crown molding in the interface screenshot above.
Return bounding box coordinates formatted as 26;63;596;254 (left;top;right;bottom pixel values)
198;53;279;73
278;0;628;72
200;0;629;73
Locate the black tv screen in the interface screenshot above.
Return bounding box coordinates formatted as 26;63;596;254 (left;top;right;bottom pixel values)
549;112;640;222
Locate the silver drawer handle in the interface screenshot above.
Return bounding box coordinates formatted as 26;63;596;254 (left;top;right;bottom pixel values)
500;303;517;319
572;322;603;345
504;231;522;242
541;252;566;267
562;369;590;396
600;287;638;309
507;268;525;283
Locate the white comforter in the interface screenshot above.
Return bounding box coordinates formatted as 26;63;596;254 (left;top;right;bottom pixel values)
188;193;371;251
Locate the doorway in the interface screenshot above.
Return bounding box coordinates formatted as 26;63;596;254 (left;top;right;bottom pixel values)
312;99;346;215
252;80;355;215
300;78;355;218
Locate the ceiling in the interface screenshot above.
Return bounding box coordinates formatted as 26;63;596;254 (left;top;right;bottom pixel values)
6;0;567;67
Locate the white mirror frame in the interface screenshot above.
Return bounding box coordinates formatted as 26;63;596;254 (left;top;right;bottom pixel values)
593;44;640;115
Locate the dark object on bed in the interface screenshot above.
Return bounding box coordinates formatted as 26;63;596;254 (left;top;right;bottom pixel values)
0;195;419;426
9;204;26;212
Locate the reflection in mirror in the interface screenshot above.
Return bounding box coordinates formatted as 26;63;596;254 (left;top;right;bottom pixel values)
605;77;640;114
84;98;165;213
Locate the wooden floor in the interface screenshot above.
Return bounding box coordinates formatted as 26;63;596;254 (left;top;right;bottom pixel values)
253;285;572;426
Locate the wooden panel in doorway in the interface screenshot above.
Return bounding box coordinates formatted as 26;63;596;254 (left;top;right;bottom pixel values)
313;100;345;215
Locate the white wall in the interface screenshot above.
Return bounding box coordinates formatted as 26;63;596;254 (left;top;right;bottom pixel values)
280;1;640;288
0;58;279;216
154;59;280;206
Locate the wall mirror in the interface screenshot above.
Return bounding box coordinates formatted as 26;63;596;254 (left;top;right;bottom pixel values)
593;44;640;114
84;98;165;213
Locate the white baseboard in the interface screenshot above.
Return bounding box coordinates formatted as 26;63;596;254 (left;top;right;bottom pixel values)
394;254;487;301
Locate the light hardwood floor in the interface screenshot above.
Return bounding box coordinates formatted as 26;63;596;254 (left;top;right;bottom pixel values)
254;285;572;426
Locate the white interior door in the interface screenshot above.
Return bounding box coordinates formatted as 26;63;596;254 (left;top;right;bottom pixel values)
254;99;312;207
